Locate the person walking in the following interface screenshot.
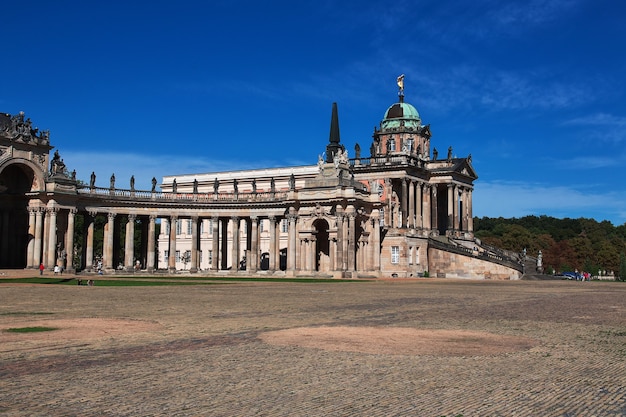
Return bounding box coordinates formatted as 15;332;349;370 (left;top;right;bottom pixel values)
39;263;44;275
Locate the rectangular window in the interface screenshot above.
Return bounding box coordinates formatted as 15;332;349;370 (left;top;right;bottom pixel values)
281;219;288;233
208;250;213;265
175;250;180;262
415;247;420;264
208;219;213;236
408;246;413;265
391;246;400;264
199;250;202;263
164;250;169;260
259;219;264;233
379;208;385;227
165;221;170;234
175;220;181;235
187;220;192;235
200;221;204;235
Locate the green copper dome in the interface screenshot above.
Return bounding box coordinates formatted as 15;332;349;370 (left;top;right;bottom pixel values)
381;101;421;130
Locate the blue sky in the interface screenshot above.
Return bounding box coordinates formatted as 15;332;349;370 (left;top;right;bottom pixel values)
2;0;626;225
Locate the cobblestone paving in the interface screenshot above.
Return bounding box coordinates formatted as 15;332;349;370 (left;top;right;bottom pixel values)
1;279;625;416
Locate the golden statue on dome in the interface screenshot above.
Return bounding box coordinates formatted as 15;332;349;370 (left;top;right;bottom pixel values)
397;74;405;101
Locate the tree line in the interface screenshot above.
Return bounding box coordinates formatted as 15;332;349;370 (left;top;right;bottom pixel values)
474;215;626;279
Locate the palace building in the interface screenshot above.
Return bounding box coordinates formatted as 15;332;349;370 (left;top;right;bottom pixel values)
0;79;523;279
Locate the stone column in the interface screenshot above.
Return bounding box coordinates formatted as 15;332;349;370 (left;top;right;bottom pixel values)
329;237;337;270
124;214;136;270
42;210;49;266
140;218;148;269
447;184;454;232
372;211;381;272
408;180;415;228
468;189;474;232
296;237;304;271
46;206;58;269
268;216;276;271
190;216;199;273
422;183;431;230
147;215;156;272
26;208;36;268
33;208;44;268
211;216;219;270
65;209;77;271
309;237;316;272
287;212;297;272
105;212;116;270
346;209;356;273
416;182;423;229
431;185;438;233
85;212;96;271
168;215;177;272
249;216;258;272
401;179;408;228
231;216;240;270
454;185;460;231
335;208;344;271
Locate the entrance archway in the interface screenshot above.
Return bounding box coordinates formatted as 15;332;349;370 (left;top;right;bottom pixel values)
313;219;330;272
0;163;36;268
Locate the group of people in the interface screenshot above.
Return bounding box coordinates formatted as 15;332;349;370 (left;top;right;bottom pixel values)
38;263;65;275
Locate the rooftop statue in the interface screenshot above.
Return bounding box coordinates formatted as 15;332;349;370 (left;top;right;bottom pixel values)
50;150;67;176
0;111;50;144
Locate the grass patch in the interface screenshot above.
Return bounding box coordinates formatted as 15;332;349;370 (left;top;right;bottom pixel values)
0;311;54;316
5;326;59;333
0;276;368;286
0;278;221;286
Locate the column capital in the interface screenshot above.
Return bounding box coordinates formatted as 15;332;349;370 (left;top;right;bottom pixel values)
128;213;137;222
108;212;116;221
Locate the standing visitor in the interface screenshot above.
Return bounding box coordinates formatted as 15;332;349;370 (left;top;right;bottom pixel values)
39;263;44;275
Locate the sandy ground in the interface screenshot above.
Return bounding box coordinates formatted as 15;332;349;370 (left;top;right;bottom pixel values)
1;275;625;416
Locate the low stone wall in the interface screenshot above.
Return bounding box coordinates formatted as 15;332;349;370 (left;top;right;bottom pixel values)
428;247;522;280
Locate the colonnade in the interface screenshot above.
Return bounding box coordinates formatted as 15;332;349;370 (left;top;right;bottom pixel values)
397;178;473;235
23;197;381;276
25;203;156;272
158;206;380;276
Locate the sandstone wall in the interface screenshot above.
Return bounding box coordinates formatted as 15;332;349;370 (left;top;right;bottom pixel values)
428;247;522;280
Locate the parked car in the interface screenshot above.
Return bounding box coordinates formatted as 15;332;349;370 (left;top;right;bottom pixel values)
562;272;582;280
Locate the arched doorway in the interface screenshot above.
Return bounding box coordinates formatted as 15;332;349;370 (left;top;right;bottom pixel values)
313;219;330;272
0;163;36;268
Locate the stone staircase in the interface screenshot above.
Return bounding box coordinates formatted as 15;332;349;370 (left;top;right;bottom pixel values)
520;257;560;280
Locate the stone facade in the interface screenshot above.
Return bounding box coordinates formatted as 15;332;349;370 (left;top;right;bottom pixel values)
0;80;524;279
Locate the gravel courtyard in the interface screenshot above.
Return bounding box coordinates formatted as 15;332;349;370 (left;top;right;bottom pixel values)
1;277;625;416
